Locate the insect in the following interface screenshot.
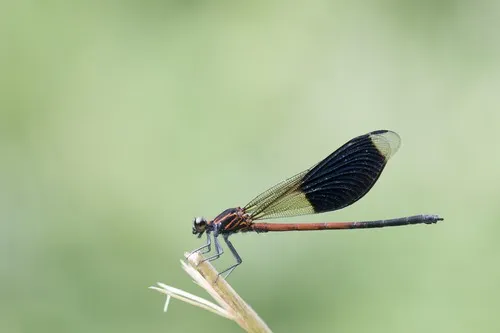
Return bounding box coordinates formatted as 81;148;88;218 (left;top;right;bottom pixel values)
190;130;443;279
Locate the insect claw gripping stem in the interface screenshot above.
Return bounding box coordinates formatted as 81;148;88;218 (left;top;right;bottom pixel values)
187;233;212;263
210;234;243;282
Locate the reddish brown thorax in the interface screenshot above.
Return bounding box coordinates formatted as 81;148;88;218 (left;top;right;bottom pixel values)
208;207;254;234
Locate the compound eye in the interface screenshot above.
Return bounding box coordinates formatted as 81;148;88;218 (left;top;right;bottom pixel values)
194;216;206;225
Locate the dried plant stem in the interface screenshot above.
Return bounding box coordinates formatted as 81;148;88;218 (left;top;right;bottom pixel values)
150;252;272;333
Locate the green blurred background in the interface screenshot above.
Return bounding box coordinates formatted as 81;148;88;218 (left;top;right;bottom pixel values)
2;1;499;332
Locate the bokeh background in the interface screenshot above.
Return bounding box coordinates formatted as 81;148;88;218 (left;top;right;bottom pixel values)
2;1;500;332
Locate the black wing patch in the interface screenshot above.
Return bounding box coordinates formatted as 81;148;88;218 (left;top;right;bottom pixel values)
300;130;400;213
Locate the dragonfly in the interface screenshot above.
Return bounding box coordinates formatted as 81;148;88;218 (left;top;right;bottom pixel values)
190;130;443;279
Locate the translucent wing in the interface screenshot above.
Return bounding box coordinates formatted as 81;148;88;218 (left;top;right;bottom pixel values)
244;130;401;220
244;170;314;220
